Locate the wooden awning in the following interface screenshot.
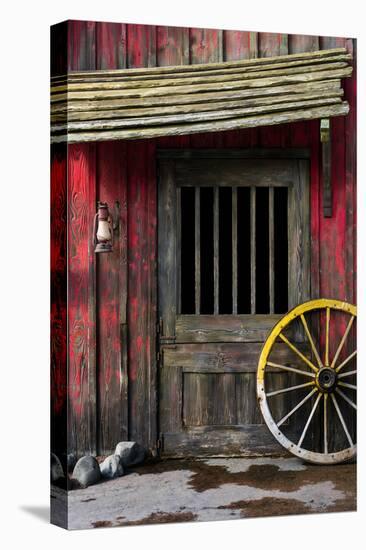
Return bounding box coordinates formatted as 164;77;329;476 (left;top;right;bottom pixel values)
51;48;352;144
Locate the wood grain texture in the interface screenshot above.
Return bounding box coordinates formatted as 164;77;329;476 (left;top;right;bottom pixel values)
96;22;127;70
68;143;97;456
68;20;96;71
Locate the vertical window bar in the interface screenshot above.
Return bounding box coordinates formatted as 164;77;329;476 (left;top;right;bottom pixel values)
195;186;201;314
250;186;256;314
269;187;275;314
176;186;182;314
232;187;238;314
213;186;219;314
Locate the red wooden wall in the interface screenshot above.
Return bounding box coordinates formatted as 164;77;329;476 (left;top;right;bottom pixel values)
51;21;356;458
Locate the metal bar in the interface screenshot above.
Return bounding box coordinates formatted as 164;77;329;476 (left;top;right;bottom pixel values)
214;186;219;314
232;187;238;314
250;186;256;314
267;361;315;378
195;186;200;314
269;187;275;313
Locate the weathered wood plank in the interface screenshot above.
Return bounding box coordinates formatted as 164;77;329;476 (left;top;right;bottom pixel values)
53;97;342;133
189;27;223;64
96;22;127;70
161;425;292;457
224;30;258;60
68;143;97;456
259;33;288;57
157;26;189;66
52;103;349;143
182;373;212;426
158;160;177;337
159;364;182;433
175;158;303;187
289;34;319;53
175;314;283;343
163;342;310;371
52;79;343;114
52;66;352;102
157;148;311;159
126;23;156;68
56;46;348;78
67;20;96;72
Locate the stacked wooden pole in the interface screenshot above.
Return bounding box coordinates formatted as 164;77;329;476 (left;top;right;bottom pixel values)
51;48;352;143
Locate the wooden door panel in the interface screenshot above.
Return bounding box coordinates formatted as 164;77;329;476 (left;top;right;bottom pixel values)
158;153;310;456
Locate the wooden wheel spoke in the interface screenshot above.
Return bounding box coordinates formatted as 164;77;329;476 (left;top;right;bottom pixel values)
266;381;314;397
338;370;356;379
277;388;317;427
267;361;315;378
298;392;322;447
300;313;323;369
325;307;330;366
330;393;354;447
335;388;357;411
323;393;328;454
330;315;355;369
278;333;318;373
335;350;357;373
338;381;356;391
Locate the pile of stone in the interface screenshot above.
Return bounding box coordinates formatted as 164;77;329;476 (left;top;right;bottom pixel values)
51;441;145;489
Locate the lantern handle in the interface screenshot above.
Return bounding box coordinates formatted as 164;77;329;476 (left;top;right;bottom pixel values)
92;212;98;246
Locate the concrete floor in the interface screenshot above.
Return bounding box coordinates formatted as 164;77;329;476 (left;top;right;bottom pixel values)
51;457;356;530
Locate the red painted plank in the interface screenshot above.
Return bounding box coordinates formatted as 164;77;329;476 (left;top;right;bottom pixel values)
68;143;97;455
51;143;67;457
127;23;156;68
319;36;346;49
157;26;190;148
96;141;128;452
96;22;127;69
68;20;96;71
223;30;257;60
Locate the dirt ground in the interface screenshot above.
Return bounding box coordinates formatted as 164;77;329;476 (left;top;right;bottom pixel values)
51;457;356;530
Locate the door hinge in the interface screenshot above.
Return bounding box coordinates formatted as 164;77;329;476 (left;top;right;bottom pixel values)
156;436;163;451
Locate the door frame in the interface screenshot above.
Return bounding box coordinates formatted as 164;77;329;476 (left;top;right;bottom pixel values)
154;147;315;456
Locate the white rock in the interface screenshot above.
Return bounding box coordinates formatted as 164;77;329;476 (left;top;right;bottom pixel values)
114;441;145;467
100;455;124;479
51;453;65;483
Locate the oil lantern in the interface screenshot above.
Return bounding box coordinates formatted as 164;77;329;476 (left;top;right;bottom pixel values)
93;202;114;253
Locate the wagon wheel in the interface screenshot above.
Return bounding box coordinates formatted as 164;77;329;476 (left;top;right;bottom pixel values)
257;299;357;464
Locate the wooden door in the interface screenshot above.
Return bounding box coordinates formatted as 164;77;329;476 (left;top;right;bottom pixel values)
158;153;310;457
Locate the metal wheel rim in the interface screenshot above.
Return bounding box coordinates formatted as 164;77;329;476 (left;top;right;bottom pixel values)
257;299;357;464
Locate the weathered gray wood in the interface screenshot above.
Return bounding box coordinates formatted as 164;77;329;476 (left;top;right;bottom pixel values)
53;47;349;79
52;66;352;103
250;187;256;313
51;79;343;114
159;364;182;433
175;314;283;343
161;425;294;457
158;160;177;338
52;88;344;123
195;187;200;314
52;61;350;95
176;158;298;187
52;96;342;133
52;103;349;143
176;187;182;314
158;148;311;159
269;187;275;313
213;186;219;315
288;160;311;310
232;187;238;314
162;342;310;372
